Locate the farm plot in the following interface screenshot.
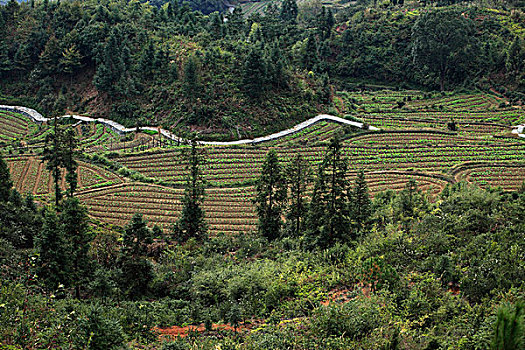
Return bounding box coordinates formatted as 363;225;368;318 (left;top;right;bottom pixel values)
365;172;450;198
453;164;525;191
240;1;272;17
116;136;525;188
406;93;501;111
77;184;257;235
0;110;39;142
76;176;446;235
5;156;123;196
348;132;514;146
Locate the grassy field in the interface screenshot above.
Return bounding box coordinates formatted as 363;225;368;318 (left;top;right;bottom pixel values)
1;89;524;234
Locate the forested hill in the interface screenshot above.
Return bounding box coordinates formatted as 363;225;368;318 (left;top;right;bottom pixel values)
1;0;524;140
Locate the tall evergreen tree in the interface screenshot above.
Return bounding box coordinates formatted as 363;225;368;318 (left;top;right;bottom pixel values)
349;170;371;233
285;154;311;237
243;44;267;98
506;36;524;76
0;153;13;203
42;119;64;207
280;0;298;23
42;122;78;204
255;149;287;240
173;141;207;243
491;302;524;350
59;44;82;74
306;137;350;247
183;54;200;97
35;208;70;290
303;33;319;71
119;213;154;299
60;197;92;298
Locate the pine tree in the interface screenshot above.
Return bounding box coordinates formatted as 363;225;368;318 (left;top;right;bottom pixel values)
349;170;371;234
183;54;200;97
268;41;288;89
42;122;78;204
285;154;311;237
59;44;82;74
243;44;267;98
305;137;350;248
60;197;92;298
0;153;13;203
35;208;70;290
506;36;524;76
280;0;298;23
173;141;207;243
119;213;154;299
255;149;287;240
303;33;319;71
62;128;78;197
42;119;64;207
0;36;12;76
39;36;61;76
491;302;524;350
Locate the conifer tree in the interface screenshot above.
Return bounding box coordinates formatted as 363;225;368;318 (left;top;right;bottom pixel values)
42;119;64;207
255;149;287;240
60;197;92;298
303;33;319;71
184;54;200;97
506;36;524;76
59;44;82;74
349;170;371;233
173;141;207;243
0;153;13;203
0;37;12;76
491;302;524;350
285;154;311;237
280;0;298;23
120;213;154;299
305;137;350;247
42;122;78;204
268;41;288;89
62;128;78;197
243;44;267;98
35;208;70;290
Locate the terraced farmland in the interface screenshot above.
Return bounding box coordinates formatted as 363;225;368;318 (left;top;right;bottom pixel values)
0;110;40;142
2;90;524;234
77;183;257;235
6;156;124;197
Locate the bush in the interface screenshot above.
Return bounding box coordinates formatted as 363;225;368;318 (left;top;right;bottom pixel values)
311;297;382;339
75;304;126;350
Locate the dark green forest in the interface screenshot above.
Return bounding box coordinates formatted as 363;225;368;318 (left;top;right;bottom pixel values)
1;0;525;139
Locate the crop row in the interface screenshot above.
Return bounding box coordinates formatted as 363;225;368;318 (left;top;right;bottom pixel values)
5;156;123;196
455;166;525;191
114;139;524;186
75;172;450;234
77;183;258;235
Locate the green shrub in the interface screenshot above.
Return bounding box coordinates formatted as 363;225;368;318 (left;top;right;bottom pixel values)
75;304;126;350
311;297;382;339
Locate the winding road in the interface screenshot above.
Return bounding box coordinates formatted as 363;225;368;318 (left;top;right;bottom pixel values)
0;105;380;145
